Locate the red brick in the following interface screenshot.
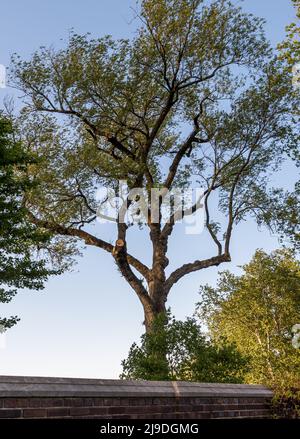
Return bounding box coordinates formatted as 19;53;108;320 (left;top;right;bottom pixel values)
193;412;213;419
4;398;29;408
82;398;94;407
63;398;84;407
128;397;148;406
40;398;65;407
91;398;104;407
109;398;121;406
152;397;176;405
23;408;47;418
111;414;131;419
88;407;109;416
0;409;22;418
47;408;70;418
103;398;129;406
223;410;239;418
28;398;44;408
69;407;90;417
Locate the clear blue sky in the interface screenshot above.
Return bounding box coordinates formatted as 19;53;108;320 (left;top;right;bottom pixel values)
0;0;297;378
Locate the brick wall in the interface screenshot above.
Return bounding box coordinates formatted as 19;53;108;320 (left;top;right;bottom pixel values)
0;376;273;419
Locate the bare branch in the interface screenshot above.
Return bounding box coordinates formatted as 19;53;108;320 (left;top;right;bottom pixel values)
27;212;150;280
165;253;231;292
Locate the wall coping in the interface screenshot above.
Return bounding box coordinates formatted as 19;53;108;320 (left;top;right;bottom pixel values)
0;376;273;398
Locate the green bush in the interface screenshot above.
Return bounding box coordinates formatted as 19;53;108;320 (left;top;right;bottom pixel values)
120;312;249;382
272;387;300;419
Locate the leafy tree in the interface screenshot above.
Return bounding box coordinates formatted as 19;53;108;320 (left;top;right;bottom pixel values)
197;249;300;388
121;311;248;382
278;0;300;67
0;116;59;329
274;0;300;252
9;0;300;332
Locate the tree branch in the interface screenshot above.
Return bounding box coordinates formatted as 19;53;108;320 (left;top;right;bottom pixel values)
27;212;150;280
165;253;231;292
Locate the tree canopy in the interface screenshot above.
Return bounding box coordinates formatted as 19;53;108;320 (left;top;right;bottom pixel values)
121;311;248;382
8;0;300;330
0;116;59;329
197;249;300;388
278;0;300;67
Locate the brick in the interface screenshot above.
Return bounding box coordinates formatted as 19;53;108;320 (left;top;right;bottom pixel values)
179;404;203;413
4;398;29;408
40;398;65;407
0;390;272;419
228;398;239;404
0;409;22;418
47;408;70;418
193;397;212;405
107;406;125;415
103;398;129;406
128;397;148;406
111;414;131;419
193;412;212;419
223;410;239;418
23;408;47;418
63;398;84;407
88;407;109;416
204;404;226;411
212;411;225;418
82;398;94;407
226;404;240;410
91;398;104;407
152;397;176;405
63;398;94;407
238;410;252;417
108;398;121;406
28;398;44;408
69;407;90;417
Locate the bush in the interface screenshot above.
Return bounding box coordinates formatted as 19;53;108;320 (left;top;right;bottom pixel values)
120;312;249;382
272;387;300;419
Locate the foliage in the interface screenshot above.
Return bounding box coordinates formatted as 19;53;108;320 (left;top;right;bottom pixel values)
120;311;248;382
278;0;300;67
0;116;60;329
197;249;300;387
272;387;300;419
6;0;300;329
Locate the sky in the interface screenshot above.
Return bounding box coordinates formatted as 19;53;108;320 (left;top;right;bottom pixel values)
0;0;297;378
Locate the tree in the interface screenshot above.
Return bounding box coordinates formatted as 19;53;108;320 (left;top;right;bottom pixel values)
121;312;248;382
0;116;59;329
9;0;300;332
278;0;300;67
197;249;300;388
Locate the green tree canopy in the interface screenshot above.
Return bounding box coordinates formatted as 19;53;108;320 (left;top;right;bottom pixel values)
8;0;300;331
0;116;60;329
197;249;300;388
278;0;300;67
121;312;248;382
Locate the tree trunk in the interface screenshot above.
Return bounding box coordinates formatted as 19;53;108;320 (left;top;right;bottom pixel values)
143;293;167;333
144;225;169;332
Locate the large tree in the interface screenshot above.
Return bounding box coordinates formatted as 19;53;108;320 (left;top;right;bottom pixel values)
0;116;59;329
278;0;300;68
9;0;300;332
197;249;300;388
